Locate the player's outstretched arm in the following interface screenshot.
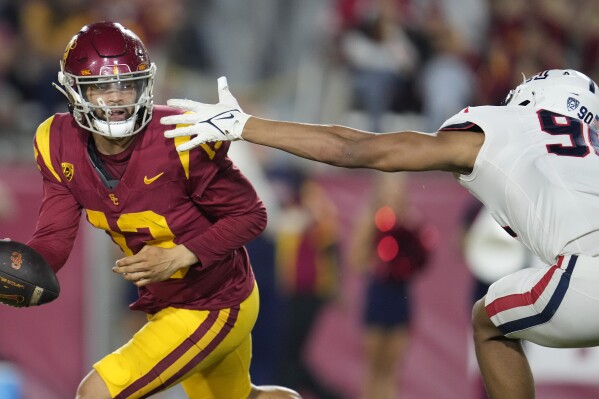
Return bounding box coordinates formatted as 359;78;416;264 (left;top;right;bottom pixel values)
162;77;482;174
242;117;481;174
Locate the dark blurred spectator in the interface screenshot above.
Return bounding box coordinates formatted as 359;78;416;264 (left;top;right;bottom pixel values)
0;24;19;121
18;0;97;114
574;0;599;84
475;0;571;106
274;170;344;399
419;10;475;131
349;173;433;399
339;2;418;131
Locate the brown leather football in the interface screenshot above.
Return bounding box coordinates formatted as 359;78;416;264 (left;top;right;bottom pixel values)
0;240;60;307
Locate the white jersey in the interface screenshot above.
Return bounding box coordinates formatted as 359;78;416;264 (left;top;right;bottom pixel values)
442;105;599;265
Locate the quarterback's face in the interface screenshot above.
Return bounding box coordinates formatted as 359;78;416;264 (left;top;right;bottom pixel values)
85;81;137;121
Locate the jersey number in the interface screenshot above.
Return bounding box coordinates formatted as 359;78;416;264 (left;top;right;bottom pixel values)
539;109;599;157
86;209;188;279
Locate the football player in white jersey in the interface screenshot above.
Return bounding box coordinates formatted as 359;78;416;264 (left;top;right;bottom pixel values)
161;70;599;399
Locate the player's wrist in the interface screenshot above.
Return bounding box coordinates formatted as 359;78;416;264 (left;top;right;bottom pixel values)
173;244;199;267
240;116;262;142
230;113;251;140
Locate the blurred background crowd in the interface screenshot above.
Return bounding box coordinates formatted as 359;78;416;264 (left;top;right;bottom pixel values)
3;0;599;398
2;0;599;160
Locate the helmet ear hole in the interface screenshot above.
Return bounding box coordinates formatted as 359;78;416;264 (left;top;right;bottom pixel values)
518;100;530;106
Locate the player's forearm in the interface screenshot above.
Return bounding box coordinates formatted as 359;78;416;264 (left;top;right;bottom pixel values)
28;184;82;272
243;118;437;172
183;206;267;268
27;238;74;273
243;117;373;168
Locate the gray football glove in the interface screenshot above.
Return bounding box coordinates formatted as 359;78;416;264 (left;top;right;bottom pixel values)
162;77;250;152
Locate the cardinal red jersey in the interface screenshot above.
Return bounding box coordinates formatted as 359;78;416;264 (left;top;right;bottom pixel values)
28;106;266;314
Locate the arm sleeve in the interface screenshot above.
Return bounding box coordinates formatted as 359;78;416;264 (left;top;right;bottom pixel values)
182;156;267;268
27;118;82;273
27;176;82;274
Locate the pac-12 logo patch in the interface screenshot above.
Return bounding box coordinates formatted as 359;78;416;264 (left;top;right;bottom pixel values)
61;162;74;181
567;97;580;111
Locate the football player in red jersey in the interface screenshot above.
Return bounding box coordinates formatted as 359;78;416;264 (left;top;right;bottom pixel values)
26;22;300;399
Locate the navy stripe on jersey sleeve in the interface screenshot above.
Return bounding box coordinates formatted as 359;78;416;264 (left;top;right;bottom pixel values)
440;122;484;132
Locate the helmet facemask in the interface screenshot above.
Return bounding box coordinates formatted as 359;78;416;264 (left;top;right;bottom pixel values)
57;64;156;138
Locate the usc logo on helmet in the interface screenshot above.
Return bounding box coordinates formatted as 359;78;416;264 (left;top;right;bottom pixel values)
62;38;77;66
61;162;74;181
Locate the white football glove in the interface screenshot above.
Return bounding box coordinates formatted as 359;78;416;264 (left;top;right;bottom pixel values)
162;77;251;152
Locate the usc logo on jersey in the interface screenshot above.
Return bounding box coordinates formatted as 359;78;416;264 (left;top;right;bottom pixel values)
109;194;119;206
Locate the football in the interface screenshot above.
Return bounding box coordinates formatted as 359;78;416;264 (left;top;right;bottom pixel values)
0;240;60;307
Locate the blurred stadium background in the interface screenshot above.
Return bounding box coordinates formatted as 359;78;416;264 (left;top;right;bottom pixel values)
2;0;599;398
